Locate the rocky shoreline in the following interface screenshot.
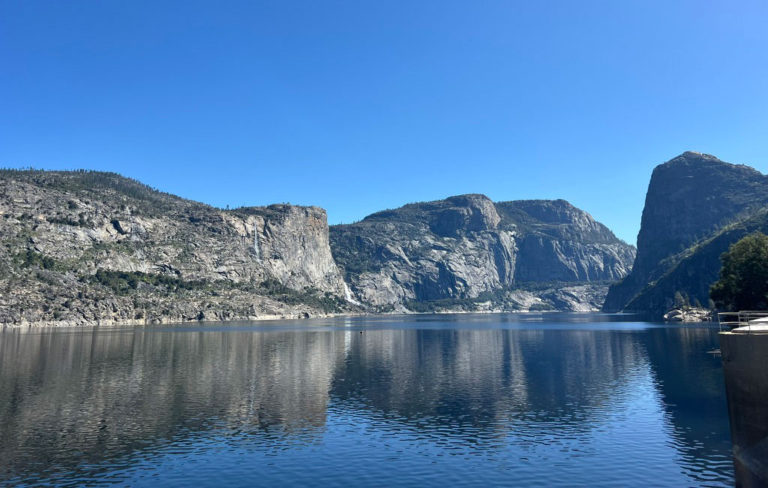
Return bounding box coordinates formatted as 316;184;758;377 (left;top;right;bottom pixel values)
0;308;621;329
663;307;714;323
0;311;356;328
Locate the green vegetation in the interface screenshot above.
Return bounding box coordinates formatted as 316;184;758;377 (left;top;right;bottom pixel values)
405;297;479;313
710;232;768;311
673;291;690;309
90;269;207;295
0;168;191;216
7;247;347;315
47;214;91;227
14;250;63;271
258;278;345;313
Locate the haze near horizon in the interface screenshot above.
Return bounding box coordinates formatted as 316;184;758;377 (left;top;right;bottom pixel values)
2;1;768;244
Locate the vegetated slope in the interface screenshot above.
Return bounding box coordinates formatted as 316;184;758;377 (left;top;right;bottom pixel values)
620;209;768;316
330;194;635;312
602;152;768;317
0;169;351;325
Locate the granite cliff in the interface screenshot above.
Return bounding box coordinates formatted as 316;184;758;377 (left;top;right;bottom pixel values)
603;152;768;317
0;170;351;325
1;170;641;325
330;195;635;312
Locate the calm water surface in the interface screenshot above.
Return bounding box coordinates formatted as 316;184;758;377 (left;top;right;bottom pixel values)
0;313;733;487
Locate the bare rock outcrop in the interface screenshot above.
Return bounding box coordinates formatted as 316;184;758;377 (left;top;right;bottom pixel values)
603;152;768;318
330;195;636;312
0;170;350;326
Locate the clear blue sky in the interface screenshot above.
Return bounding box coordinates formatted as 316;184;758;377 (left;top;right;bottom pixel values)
2;1;767;244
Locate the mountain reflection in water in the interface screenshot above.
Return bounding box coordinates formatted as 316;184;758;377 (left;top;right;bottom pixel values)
0;314;733;487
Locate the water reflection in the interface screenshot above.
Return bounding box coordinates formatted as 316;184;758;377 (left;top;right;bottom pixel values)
0;328;346;483
642;327;734;485
332;329;646;430
0;316;733;486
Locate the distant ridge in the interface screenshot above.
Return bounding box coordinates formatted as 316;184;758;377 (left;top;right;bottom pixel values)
331;194;635;312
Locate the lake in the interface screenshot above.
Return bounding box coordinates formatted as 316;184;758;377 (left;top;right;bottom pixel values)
0;313;733;487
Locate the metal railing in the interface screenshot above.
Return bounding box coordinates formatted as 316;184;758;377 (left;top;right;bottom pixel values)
717;310;768;332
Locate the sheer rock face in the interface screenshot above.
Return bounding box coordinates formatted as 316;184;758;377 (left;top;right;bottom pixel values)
429;194;501;236
603;152;768;316
330;195;635;310
232;205;345;294
0;171;347;325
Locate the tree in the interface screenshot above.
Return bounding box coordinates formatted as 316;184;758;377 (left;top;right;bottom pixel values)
673;291;689;309
710;232;768;311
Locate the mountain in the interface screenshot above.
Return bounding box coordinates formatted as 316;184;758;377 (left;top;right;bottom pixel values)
0;170;639;325
330;194;636;312
0;170;352;325
603;152;768;317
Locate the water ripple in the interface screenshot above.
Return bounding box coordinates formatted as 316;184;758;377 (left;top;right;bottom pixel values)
0;316;733;487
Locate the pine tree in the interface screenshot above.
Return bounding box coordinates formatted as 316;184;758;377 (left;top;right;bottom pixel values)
710;232;768;311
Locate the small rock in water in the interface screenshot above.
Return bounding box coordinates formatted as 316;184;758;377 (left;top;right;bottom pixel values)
663;307;713;322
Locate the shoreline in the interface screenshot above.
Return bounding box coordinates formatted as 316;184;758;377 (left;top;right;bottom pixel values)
0;308;658;329
0;311;362;329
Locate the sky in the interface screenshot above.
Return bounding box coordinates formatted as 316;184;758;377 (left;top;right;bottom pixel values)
2;1;768;244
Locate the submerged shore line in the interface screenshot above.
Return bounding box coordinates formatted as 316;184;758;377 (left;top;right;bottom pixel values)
0;307;637;328
0;311;360;328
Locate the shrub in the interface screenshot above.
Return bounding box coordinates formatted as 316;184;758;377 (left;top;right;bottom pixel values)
91;269;206;295
710;232;768;311
15;250;60;270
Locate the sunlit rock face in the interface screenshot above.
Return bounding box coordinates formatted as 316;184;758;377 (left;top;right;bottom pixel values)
0;171;348;325
232;205;345;294
330;195;635;311
603;152;768;317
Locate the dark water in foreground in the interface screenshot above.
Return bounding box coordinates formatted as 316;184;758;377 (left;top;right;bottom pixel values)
0;314;733;487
